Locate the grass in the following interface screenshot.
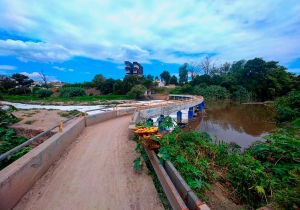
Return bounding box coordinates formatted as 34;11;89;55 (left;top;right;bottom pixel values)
22;110;40;117
58;110;81;118
24;120;36;124
3;94;134;104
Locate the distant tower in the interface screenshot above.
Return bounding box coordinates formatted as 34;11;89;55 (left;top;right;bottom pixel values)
125;61;143;76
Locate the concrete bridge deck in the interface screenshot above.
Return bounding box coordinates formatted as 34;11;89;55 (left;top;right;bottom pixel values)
14;115;163;210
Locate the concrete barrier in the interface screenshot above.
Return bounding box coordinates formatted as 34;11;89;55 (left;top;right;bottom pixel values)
117;107;136;117
145;149;188;210
0;118;85;210
85;108;136;127
85;110;117;127
164;161;210;210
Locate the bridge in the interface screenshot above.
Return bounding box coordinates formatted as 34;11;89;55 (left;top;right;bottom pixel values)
0;95;209;210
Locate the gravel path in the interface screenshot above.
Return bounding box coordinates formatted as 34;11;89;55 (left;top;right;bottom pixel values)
14;116;164;210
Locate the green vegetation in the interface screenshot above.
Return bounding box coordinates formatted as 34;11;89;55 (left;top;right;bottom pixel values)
274;90;300;122
134;94;300;209
59;87;86;97
8;87;31;95
24;120;36;124
0;106;31;170
171;57;300;101
34;89;54;98
127;85;147;99
58;110;81;118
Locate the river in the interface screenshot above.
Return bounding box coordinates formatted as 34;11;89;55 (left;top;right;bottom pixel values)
196;101;276;149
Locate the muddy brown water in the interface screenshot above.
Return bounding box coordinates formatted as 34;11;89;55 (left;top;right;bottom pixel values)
195;101;276;149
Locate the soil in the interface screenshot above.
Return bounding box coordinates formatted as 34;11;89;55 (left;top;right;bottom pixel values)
10;109;78;147
14;116;164;210
11;109;74;131
206;182;242;210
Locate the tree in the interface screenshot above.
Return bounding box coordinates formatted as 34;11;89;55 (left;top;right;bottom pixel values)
169;75;178;85
92;74;106;90
190;74;211;86
142;78;153;89
101;78;115;95
0;75;17;91
11;73;33;87
160;71;171;85
200;57;219;76
242;58;292;99
179;63;188;85
39;70;48;89
122;75;143;93
219;62;231;75
128;85;146;99
113;79;125;95
146;74;154;81
188;61;200;80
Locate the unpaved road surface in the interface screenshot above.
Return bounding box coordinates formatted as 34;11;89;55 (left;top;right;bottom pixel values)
14;116;164;210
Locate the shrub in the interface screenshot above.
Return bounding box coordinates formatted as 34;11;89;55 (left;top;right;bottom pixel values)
34;89;54;98
127;85;146;99
0;85;6;93
193;85;230;99
59;87;86;97
274;90;300;122
232;86;256;101
32;85;41;93
8;87;31;95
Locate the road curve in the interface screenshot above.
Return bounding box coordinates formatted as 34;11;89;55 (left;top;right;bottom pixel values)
14;115;164;210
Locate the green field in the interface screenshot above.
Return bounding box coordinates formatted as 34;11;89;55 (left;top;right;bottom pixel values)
2;94;134;104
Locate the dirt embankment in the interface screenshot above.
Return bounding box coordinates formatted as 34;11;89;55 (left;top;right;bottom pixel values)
9;109;77;147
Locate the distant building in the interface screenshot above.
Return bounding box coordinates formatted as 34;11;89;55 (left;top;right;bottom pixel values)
125;61;143;76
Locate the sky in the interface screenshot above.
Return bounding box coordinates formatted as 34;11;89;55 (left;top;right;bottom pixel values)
0;0;299;83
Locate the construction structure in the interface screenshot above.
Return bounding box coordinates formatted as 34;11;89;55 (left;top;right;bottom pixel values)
125;61;143;76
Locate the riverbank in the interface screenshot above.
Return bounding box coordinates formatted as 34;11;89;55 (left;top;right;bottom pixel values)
146;116;300;209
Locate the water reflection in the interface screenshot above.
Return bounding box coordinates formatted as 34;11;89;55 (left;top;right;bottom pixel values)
196;102;276;149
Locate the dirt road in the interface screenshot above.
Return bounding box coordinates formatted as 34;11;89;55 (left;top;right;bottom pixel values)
14;116;164;210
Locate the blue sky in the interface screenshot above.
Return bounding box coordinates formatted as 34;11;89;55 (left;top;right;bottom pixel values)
0;0;299;83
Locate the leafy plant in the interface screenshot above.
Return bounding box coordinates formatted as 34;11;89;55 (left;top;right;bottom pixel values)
59;87;86;97
140;113;299;208
274;90;300;122
34;89;54;98
127;85;147;99
0;106;31;170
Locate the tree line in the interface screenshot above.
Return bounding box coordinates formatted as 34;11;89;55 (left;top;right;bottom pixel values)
162;57;300;101
1;57;299;101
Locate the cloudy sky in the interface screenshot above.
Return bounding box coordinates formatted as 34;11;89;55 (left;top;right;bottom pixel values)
0;0;299;83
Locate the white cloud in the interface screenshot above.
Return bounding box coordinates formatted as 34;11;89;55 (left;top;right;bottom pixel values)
0;0;299;66
20;71;58;81
0;39;70;62
68;68;74;72
53;66;66;71
0;65;16;70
